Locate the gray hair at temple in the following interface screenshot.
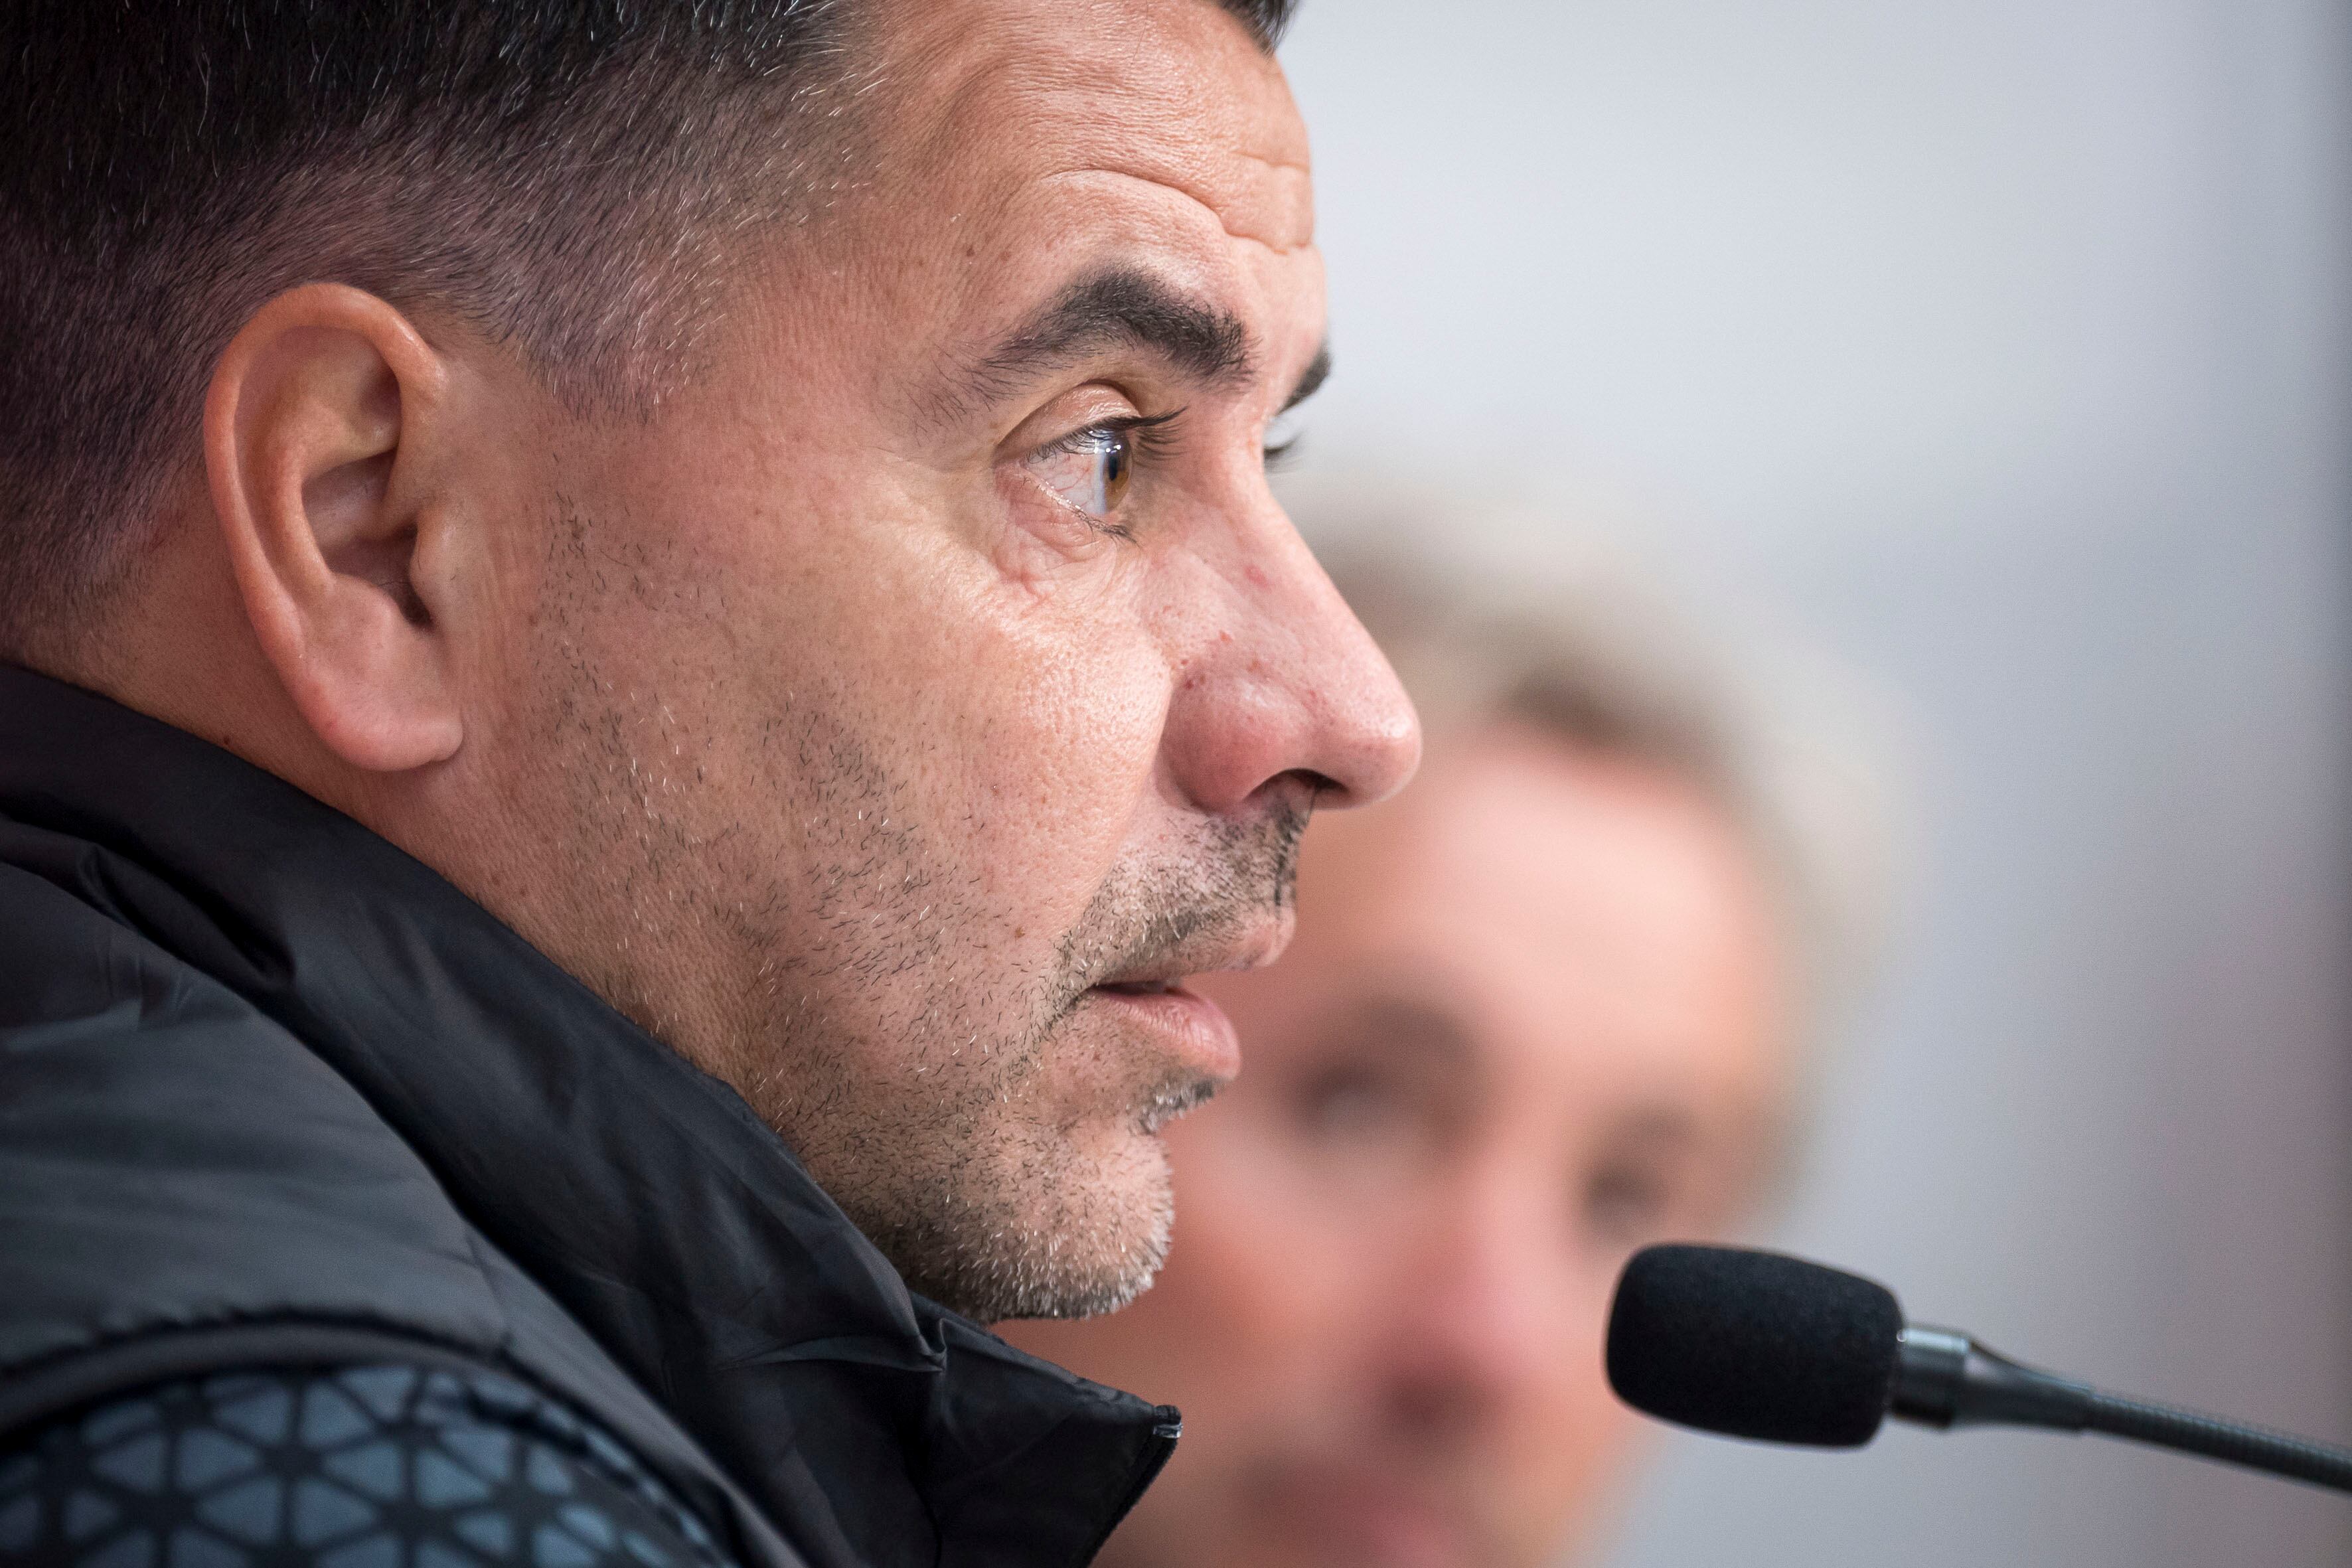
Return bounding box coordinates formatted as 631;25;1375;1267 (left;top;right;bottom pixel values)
1292;483;1901;1095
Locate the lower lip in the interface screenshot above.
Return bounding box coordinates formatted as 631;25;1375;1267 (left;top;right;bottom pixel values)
1083;984;1242;1083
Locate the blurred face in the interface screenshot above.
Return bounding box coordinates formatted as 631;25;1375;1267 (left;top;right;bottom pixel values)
1004;722;1790;1568
410;0;1417;1320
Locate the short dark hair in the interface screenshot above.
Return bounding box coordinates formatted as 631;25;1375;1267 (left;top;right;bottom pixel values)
0;0;1296;661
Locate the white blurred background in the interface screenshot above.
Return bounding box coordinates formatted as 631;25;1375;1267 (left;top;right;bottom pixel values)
1273;3;2352;1564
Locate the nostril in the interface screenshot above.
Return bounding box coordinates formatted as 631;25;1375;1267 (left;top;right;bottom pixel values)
1259;768;1340;816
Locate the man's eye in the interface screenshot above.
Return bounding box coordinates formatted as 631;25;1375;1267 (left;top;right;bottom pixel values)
1583;1161;1676;1247
1030;425;1135;522
1296;1066;1400;1142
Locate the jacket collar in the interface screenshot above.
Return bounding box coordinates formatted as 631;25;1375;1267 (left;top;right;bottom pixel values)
0;664;1175;1568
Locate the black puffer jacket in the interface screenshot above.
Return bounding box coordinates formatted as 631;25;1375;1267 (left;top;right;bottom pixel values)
0;663;1176;1568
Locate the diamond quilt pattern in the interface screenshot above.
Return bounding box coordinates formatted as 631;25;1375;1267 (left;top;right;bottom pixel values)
0;1362;737;1568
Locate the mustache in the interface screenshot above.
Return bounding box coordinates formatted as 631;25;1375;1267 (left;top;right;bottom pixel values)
1046;795;1313;1012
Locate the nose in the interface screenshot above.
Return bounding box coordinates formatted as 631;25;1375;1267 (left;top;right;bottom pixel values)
1160;509;1420;817
1379;1169;1574;1441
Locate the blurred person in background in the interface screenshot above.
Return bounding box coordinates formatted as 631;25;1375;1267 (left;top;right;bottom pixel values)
1008;502;1889;1568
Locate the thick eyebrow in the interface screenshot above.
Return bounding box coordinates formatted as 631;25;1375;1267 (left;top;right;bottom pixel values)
1339;992;1483;1075
1280;341;1332;414
965;268;1254;406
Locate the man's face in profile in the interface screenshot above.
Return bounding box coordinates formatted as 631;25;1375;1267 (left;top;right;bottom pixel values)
442;0;1415;1319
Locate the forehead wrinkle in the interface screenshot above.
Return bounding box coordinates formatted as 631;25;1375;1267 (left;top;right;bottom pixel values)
877;6;1310;240
853;9;1317;431
1046;163;1312;256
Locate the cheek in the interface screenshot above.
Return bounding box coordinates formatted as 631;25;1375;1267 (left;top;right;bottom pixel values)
949;619;1169;882
1500;1293;1651;1553
755;521;1180;933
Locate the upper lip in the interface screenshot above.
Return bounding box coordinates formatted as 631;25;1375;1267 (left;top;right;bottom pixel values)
1087;911;1294;994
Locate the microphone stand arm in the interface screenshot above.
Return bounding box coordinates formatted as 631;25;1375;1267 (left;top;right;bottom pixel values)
1890;1324;2352;1495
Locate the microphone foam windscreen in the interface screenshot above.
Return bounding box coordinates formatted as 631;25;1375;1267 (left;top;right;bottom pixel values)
1606;1243;1904;1448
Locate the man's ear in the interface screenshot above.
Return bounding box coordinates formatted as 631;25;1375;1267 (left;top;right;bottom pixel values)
204;283;462;773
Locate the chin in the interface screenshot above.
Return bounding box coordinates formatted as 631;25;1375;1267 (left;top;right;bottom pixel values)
912;1104;1180;1324
1007;1129;1179;1320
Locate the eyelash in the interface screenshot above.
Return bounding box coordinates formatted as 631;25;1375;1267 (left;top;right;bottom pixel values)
1034;408;1187;540
1025;405;1308;540
1046;414;1302;476
1060;408;1186;458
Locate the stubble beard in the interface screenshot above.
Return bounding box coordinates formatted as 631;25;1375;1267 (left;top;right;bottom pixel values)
526;537;1308;1322
740;803;1308;1324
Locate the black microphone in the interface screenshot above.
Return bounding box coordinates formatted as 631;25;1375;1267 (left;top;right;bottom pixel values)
1605;1243;2352;1495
